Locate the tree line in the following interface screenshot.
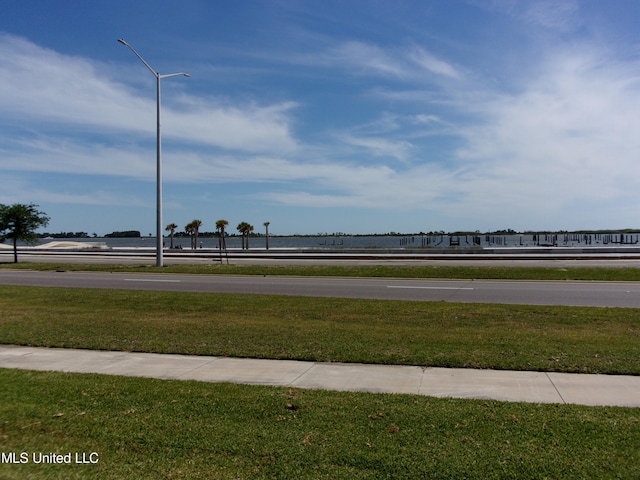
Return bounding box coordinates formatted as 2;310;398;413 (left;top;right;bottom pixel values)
0;203;272;262
164;220;271;250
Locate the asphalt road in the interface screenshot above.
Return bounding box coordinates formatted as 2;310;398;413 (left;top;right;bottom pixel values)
1;269;639;307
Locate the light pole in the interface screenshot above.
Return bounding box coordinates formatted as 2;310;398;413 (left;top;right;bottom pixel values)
117;38;189;267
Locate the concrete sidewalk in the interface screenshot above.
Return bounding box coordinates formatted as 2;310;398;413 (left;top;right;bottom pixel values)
1;345;638;407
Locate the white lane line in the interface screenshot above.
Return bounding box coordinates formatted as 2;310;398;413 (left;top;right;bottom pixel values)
123;278;181;283
387;285;473;290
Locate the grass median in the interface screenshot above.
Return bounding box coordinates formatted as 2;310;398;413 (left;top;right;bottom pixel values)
3;261;640;281
1;369;639;479
1;286;639;374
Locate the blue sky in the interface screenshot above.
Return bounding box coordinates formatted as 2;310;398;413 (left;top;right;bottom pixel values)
1;1;640;236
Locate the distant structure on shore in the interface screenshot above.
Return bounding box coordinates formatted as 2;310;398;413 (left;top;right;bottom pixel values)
402;232;639;249
23;231;640;250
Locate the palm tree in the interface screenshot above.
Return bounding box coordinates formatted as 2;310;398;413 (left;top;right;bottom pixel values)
165;223;178;249
185;220;202;250
236;221;253;250
264;221;270;250
215;219;228;251
184;222;194;249
246;223;254;249
215;219;229;264
192;219;202;249
237;222;247;249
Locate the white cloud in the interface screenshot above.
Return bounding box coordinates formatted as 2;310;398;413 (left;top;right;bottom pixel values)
328;41;407;78
0;137;155;179
315;40;461;83
407;47;461;79
33;189;147;208
0;34;298;155
473;0;580;32
521;0;580;31
0;171;145;209
339;135;414;163
164;100;298;153
257;159;454;211
451;48;640;224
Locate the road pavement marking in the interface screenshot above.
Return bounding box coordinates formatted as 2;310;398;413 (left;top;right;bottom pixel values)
387;285;473;290
123;278;181;283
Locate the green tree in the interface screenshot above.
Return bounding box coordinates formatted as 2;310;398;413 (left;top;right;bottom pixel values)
0;203;50;263
192;219;202;249
236;222;246;249
246;223;254;249
236;221;253;250
185;219;202;249
264;221;270;250
215;219;228;251
165;223;178;249
184;222;195;249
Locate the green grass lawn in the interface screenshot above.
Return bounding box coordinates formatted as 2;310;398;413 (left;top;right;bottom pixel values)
1;286;639;374
4;261;640;281
1;369;638;479
1;264;639;477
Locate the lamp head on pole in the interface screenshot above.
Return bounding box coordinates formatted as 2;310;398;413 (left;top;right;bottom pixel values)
118;39;190;78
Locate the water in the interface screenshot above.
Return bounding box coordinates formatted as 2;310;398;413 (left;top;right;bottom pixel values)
32;233;640;250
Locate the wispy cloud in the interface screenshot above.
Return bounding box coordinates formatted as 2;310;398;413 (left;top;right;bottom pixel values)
328;41;407;78
0;172;144;208
304;40;462;83
0;34;298;155
521;0;580;31
451;47;640;223
339;135;414;163
164;100;299;153
473;0;581;32
407;47;461;79
0;137;155;179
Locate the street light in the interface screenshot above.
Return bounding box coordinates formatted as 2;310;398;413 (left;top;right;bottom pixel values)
117;38;189;267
